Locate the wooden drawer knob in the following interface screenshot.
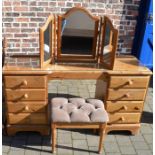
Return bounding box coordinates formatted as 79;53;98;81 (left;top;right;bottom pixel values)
127;80;133;85
134;106;140;110
22;80;28;86
124;93;130;98
120;117;125;122
122;105;128;110
25;106;29;111
23;94;28;99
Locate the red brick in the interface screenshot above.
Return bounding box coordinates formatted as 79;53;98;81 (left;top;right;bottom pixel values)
7;48;20;52
29;1;36;6
21;13;36;16
16;18;29;22
30;18;44;22
13;23;20;27
15;43;21;47
67;2;73;7
21;23;28;27
38;2;48;6
74;3;82;7
127;10;139;16
4;34;13;38
13;1;20;6
37;13;50;17
8;39;21;42
2;18;13;22
14;7;28;11
5;28;20;33
22;43;31;47
3;23;12;27
105;9;114;14
2;7;12;12
30;7;44;12
46;7;60;12
29;34;39;38
3;1;12;6
29;23;37;27
32;43;38;47
23;39;36;42
114;21;120;25
126;5;139;10
21;1;28;5
127;31;135;35
49;2;57;6
6;13;20;17
21;29;35;33
15;34;28;37
58;2;65;6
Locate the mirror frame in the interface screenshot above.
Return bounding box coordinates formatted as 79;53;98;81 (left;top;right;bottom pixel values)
99;16;118;70
39;14;56;68
57;6;100;62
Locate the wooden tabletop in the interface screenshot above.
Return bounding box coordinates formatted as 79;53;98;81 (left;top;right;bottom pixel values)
3;56;152;76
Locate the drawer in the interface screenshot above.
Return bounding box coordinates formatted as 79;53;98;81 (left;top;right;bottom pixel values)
109;76;149;89
7;113;48;125
107;89;146;101
7;101;47;113
108;113;141;124
106;101;143;113
4;76;46;89
6;89;46;101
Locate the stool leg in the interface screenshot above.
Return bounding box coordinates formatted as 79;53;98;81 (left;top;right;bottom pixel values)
98;123;106;154
51;123;56;153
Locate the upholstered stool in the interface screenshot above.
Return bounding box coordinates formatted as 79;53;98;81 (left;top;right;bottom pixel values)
51;97;109;153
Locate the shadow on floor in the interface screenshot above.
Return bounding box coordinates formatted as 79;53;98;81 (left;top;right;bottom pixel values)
57;144;98;153
141;111;153;124
2;131;98;153
149;75;153;88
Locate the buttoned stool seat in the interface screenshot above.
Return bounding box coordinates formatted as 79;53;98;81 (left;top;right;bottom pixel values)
51;97;109;153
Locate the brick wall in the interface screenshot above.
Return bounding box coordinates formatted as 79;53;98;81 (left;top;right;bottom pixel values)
2;0;140;65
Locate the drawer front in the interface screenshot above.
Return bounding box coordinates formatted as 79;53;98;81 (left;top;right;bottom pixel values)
109;76;149;89
6;89;46;101
4;76;46;89
8;113;48;125
106;101;143;113
108;113;141;124
7;101;47;113
107;89;146;101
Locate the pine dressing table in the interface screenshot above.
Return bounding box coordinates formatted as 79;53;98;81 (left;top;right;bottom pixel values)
2;7;152;136
3;56;152;135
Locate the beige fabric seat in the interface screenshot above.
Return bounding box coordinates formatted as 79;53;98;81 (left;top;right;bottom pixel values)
51;97;109;154
51;97;109;123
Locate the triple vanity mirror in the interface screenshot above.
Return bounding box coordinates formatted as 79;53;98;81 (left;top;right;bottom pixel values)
39;7;118;69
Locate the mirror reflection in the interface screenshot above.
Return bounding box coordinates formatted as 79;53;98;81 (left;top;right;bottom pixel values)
44;21;52;61
61;11;95;55
102;22;112;64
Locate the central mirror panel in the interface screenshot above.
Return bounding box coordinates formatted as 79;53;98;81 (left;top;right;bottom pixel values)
57;7;99;62
61;11;95;55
